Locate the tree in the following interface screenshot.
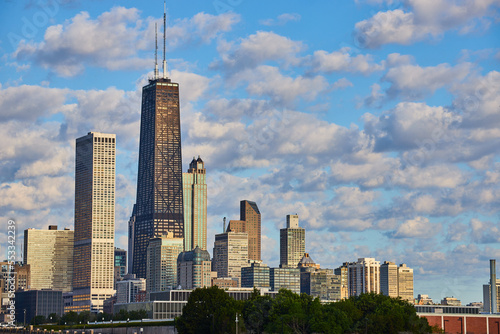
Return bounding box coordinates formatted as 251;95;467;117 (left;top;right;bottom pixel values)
242;292;273;333
176;286;241;334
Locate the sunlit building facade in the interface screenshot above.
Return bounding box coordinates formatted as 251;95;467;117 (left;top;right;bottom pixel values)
73;131;116;312
183;156;207;251
147;233;184;294
279;214;305;268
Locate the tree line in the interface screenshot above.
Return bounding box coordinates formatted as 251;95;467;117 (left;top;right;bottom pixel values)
176;286;439;334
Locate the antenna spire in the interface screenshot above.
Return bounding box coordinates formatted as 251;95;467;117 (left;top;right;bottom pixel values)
162;0;167;79
154;22;158;80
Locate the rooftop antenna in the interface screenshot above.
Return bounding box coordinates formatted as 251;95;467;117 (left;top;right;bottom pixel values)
162;0;167;79
154;22;158;80
223;217;226;233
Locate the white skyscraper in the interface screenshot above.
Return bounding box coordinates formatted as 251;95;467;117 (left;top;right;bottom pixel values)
73;132;116;313
348;258;380;296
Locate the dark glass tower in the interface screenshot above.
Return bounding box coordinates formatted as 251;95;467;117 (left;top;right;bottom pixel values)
132;77;184;278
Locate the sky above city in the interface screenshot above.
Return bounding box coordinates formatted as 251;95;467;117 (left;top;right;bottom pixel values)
1;0;500;303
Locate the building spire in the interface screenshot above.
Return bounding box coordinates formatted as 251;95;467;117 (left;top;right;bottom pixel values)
163;0;167;79
154;22;158;80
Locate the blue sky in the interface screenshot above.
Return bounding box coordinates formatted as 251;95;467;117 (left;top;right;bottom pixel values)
1;0;500;304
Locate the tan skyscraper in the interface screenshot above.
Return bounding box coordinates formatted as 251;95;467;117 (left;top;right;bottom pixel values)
348;258;380;296
398;263;414;303
280;214;305;268
212;231;248;286
183;156;207;251
226;200;261;261
73;132;116;312
146;233;184;293
24;226;73;292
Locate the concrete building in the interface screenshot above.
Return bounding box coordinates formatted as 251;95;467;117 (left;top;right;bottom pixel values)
380;261;398;297
24;226;74;293
147;233;184;294
177;246;214;289
241;262;270;289
73;132;116;312
212;277;238;289
441;297;461;306
334;263;349;300
270;267;300;294
114;247;127;289
226;201;261;261
398;263;414;303
348;258;380;296
116;274;146;304
279;214;305;268
417;294;434;305
483;281;500;313
298;254;340;301
183;156;207;251
132;72;185;279
212;231;248;286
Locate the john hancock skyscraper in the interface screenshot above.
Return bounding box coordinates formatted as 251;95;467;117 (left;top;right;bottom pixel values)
132;12;184;278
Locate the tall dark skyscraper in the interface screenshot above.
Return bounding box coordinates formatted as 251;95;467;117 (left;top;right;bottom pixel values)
132;8;184;279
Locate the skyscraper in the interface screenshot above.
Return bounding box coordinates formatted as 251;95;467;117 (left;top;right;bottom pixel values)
183;156;207;251
177;246;214;289
24;226;73;293
397;263;414;303
380;261;398;297
212;231;248;286
132;11;184;278
146;232;184;294
73;131;116;312
280;214;305;268
226;200;261;261
348;258;380;297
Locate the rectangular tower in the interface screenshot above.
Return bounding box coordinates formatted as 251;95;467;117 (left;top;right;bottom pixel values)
397;263;414;303
380;261;398;297
183;156;207;251
133;76;184;279
73;132;116;312
280;214;305;268
348;258;380;296
212;232;248;286
24;226;73;293
240;200;261;261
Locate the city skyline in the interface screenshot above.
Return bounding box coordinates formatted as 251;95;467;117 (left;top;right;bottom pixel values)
1;0;500;304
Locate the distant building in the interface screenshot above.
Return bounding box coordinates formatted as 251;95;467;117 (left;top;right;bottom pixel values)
380;261;398;297
417;294;434;305
183;156;207;251
24;226;74;293
334;263;349;300
116;274;146;304
212;277;238;289
298;254;340;301
212;231;248;286
226;201;261;261
441;297;461;306
348;258;380;296
270;267;300;294
279;214;305;268
15;290;63;324
147;233;184;294
398;263;414;303
114;247;127;288
177;246;214;289
127;205;136;274
73;132;116;312
483;280;500;313
241;262;270;289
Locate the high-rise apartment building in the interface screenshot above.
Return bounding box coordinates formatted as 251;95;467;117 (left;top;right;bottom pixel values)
212;231;248;286
280;214;305;268
226;200;261;261
132;60;184;279
334;263;349;300
23;226;73;292
183;156;207;251
398;263;414;303
298;254;340;301
73;131;116;312
177;246;214;289
146;233;184;294
380;261;398;297
270;267;300;294
348;258;380;296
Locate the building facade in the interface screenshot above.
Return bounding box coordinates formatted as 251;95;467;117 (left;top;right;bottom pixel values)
212;232;248;286
116;274;146;304
279;214;305;268
241;262;270;289
348;258;380;296
15;290;63;325
133;76;184;279
226;201;261;262
380;261;398;298
483;280;500;313
73;132;116;312
334;264;349;300
182;156;207;251
398;263;414;303
114;247;127;288
270;267;300;294
146;233;184;294
24;226;73;293
177;246;214;289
